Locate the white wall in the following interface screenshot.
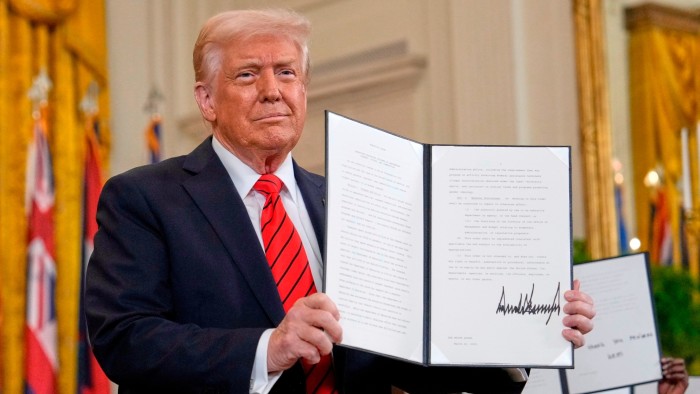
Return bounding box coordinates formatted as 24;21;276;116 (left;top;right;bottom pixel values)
106;0;583;237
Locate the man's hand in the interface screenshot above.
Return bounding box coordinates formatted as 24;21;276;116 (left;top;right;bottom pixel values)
561;279;595;348
267;293;343;372
658;357;689;394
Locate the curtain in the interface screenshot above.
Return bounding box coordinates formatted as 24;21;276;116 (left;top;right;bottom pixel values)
628;23;700;273
0;0;109;392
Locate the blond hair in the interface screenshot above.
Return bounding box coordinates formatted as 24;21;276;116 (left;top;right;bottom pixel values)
193;9;311;85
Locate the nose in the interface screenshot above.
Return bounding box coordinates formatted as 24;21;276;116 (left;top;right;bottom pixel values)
257;70;281;102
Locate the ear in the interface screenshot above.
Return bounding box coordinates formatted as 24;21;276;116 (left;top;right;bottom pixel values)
194;82;216;122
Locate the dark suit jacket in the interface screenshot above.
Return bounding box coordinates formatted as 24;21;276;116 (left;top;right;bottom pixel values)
85;137;526;394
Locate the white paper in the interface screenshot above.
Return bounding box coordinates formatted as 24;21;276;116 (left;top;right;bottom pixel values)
430;145;573;366
633;381;657;394
689;377;700;394
521;369;564;394
566;254;662;394
325;112;425;363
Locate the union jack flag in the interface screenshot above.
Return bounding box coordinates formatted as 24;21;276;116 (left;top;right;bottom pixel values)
25;110;58;394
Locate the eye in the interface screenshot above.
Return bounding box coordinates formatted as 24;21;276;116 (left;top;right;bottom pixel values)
278;69;296;78
237;71;255;80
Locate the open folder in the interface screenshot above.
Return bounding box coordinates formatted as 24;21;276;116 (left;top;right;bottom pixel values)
323;111;573;367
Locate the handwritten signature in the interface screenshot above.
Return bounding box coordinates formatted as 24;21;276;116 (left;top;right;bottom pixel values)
495;282;561;325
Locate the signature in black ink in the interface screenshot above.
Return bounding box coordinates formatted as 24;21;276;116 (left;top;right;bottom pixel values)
495;282;561;325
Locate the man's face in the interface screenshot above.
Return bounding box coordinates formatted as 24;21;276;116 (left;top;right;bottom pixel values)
204;34;307;169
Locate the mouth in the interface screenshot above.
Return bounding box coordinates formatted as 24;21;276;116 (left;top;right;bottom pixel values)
254;113;289;122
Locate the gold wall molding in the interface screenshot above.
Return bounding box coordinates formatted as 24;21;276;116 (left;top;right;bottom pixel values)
572;0;619;259
626;2;700;34
8;0;76;23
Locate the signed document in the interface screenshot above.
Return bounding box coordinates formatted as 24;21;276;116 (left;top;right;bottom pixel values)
324;111;573;367
566;253;662;394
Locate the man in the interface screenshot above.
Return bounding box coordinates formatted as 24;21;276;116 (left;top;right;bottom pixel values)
85;8;595;394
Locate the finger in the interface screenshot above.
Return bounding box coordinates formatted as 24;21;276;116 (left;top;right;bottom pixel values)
664;364;688;378
321;317;343;344
661;358;686;371
295;339;323;364
297;294;343;343
573;279;580;291
562;328;585;348
562;314;594;335
268;328;323;371
564;287;595;306
291;308;337;339
671;358;686;368
287;302;343;343
562;300;596;320
274;342;322;366
282;306;341;354
297;325;335;356
664;371;689;382
303;293;341;320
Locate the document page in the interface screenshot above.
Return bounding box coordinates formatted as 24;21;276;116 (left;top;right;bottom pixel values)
324;112;425;363
430;146;573;366
521;369;564;394
566;254;661;394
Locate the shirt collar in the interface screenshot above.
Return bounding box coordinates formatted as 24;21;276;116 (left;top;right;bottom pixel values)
212;135;298;203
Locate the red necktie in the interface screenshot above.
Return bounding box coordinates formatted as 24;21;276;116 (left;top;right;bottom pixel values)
254;174;336;394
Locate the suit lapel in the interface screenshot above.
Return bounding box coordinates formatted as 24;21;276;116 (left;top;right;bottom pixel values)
181;138;286;325
293;162;326;256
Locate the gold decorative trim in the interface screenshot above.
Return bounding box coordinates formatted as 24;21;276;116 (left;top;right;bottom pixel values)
572;0;619;259
626;2;700;34
8;0;76;23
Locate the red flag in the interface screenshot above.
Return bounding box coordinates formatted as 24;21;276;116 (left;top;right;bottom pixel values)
78;117;111;394
25;112;58;394
650;187;673;265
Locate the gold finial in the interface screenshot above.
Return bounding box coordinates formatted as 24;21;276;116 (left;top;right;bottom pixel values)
28;68;52;117
80;81;100;116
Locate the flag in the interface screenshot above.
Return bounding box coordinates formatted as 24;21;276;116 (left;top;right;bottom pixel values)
649;187;673;265
78;116;111;394
25;110;58;394
145;115;161;163
614;183;629;254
